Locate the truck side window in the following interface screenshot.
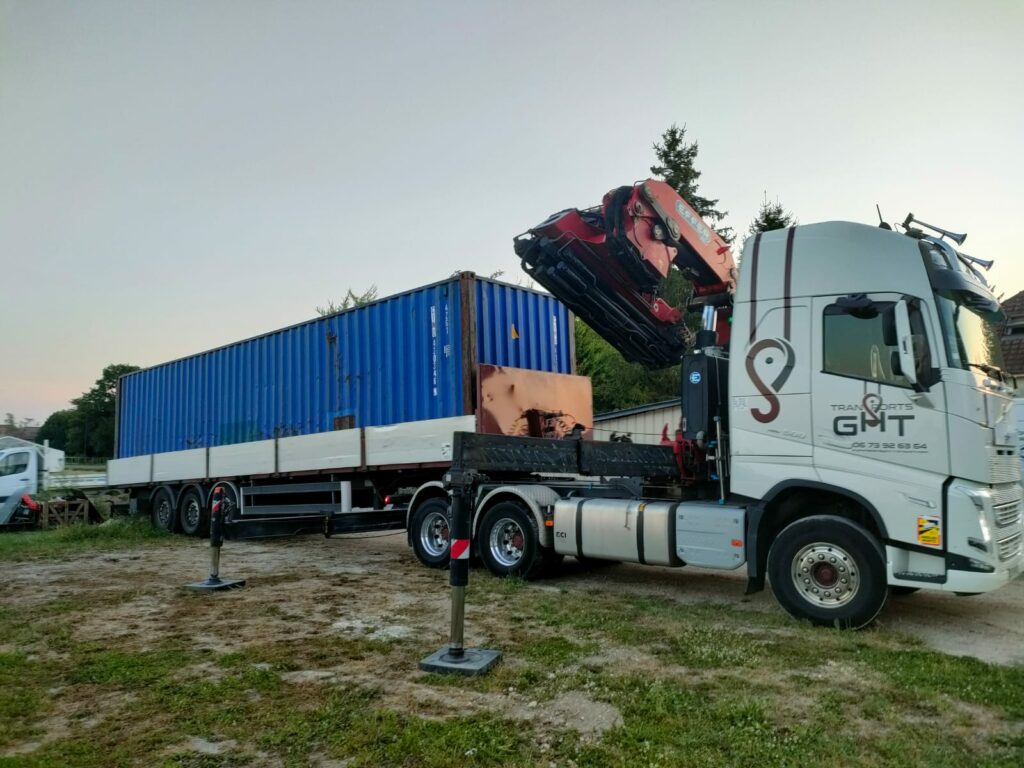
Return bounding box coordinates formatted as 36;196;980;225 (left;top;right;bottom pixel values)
823;302;909;387
0;452;30;477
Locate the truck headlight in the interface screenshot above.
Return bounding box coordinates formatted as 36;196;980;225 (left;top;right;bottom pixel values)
978;511;992;544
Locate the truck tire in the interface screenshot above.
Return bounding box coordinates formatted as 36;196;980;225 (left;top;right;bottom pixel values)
178;488;208;538
410;498;451;568
767;515;887;629
476;500;544;580
150;488;176;532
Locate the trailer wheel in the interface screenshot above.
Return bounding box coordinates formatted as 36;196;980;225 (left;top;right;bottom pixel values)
150;488;175;532
476;501;544;580
410;498;451;568
767;515;887;629
178;488;208;538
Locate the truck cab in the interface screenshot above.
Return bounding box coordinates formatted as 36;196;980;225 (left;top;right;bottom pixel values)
0;440;74;526
730;222;1022;606
0;446;36;500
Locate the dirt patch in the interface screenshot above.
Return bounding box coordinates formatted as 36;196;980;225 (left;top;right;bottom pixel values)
3;531;1023;764
527;691;622;739
6;533;1023;666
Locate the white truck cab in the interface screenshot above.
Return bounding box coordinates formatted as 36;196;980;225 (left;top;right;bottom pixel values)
730;223;1022;606
0;439;75;525
0;447;36;500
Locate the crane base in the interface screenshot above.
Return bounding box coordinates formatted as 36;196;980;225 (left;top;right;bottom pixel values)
419;647;501;676
185;576;246;592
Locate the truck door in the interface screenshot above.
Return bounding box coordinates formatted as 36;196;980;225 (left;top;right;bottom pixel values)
811;293;949;490
0;450;35;501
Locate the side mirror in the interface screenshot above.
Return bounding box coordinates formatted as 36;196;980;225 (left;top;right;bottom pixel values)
894;300;919;388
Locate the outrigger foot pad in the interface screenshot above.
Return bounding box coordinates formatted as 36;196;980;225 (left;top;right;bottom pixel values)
185;576;246;591
419;647;501;677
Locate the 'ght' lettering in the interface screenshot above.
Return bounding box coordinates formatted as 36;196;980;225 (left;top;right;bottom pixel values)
833;411;914;437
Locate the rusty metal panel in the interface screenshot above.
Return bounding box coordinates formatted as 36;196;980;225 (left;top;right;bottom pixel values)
477;364;593;440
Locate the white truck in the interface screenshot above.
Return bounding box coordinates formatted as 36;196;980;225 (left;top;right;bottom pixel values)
400;180;1023;628
0;438;106;526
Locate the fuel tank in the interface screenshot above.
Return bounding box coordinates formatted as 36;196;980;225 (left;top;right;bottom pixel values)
552;498;748;570
552;498;683;566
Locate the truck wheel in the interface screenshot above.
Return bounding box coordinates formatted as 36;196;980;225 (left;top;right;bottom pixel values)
476;501;544;580
767;515;888;629
178;488;208;538
150;488;176;532
410;498;451;568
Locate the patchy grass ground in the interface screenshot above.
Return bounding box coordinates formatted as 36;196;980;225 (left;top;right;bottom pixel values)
0;518;172;561
0;525;1021;767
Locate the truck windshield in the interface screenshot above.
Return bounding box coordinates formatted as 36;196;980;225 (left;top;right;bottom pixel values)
934;290;1005;374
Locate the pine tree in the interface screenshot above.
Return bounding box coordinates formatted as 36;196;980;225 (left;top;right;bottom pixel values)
748;193;796;235
315;286;379;317
650;124;732;242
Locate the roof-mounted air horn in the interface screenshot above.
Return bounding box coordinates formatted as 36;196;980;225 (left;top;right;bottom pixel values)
901;213;967;245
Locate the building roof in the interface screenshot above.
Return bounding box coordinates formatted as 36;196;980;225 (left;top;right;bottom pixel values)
0;425;40;441
1000;290;1024;374
594;399;679;421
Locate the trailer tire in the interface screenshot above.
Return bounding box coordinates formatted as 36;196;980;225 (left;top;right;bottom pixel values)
767;514;887;630
476;501;544;580
410;498;451;569
150;488;176;533
178;488;208;538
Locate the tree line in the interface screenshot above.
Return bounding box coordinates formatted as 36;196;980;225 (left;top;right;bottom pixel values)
27;364;139;459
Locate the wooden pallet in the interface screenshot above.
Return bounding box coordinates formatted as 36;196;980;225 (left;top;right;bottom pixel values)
37;499;92;528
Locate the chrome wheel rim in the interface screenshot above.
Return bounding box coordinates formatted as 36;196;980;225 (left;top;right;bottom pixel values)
184;498;201;530
489;517;525;567
419;510;450;558
155;498;172;528
791;542;859;608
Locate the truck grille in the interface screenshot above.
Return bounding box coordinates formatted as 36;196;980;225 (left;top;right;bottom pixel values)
991;484;1023;529
997;531;1023;562
988;450;1021;484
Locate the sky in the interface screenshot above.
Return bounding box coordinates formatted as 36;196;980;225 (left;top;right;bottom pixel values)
1;0;1022;422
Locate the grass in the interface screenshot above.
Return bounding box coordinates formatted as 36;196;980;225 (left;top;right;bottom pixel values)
0;541;1021;767
0;517;171;561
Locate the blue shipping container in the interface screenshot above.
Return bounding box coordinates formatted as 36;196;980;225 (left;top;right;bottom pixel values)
116;274;574;458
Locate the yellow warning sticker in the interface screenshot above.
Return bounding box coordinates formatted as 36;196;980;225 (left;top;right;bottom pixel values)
917;516;941;547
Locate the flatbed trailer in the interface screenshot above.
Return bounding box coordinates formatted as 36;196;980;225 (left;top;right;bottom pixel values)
106;274;591;541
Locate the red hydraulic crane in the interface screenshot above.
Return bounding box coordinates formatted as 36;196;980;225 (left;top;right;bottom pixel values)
513;179;735;368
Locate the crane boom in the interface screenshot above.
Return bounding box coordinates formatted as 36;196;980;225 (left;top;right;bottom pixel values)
513;179;735;368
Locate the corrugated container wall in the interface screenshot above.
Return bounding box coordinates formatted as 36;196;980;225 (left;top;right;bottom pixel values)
116;275;573;458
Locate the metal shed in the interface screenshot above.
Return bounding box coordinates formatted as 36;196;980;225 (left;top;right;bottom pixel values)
591;399;681;445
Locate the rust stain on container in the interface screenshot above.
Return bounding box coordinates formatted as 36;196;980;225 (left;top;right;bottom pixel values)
477;364;593;439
